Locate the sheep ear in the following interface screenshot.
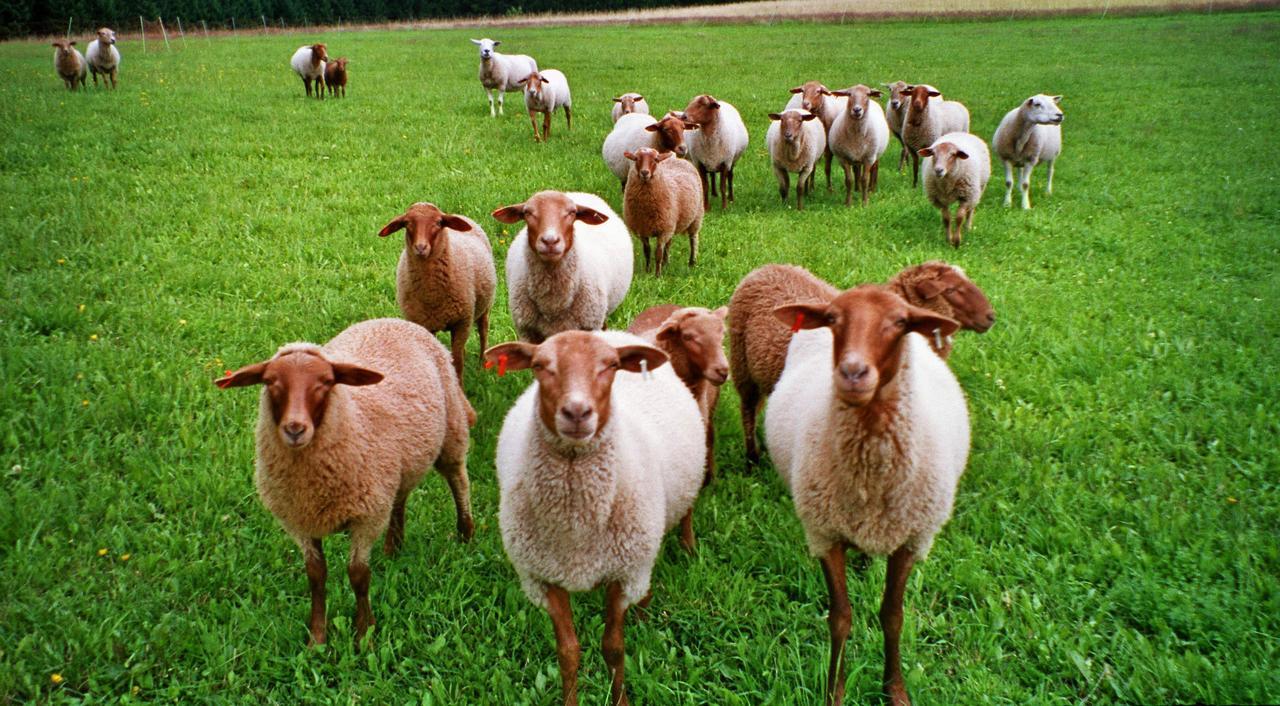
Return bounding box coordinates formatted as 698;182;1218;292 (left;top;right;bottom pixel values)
484;342;536;372
470;39;483;45
918;148;934;157
613;97;623;103
493;40;501;46
616;345;668;373
789;86;804;94
1026;98;1035;106
906;305;960;338
683;122;699;131
492;204;527;224
708;100;720;110
655;320;680;342
633;94;643;101
868;89;883;98
574;207;609;225
215;361;269;389
772;303;830;331
623;151;637;161
927;90;941;97
655;151;672;162
440;215;472;232
539;77;550;84
378;215;407;237
801;113;819;121
332;363;384;387
830;89;851;97
517;77;529;84
768;113;782;121
1052;95;1063;105
643;124;660;132
955;150;969;160
914;279;947;300
712;306;728;321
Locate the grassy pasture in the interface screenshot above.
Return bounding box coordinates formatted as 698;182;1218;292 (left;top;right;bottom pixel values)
2;9;1279;705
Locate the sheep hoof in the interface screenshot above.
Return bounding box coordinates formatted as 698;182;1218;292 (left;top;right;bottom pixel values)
458;515;475;542
884;680;912;706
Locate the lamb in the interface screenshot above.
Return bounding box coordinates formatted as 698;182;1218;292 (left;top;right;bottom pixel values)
679;94;749;210
85;28;120;89
784;81;849;191
920;132;992;247
290;43;328;99
622;148;704;275
901;84;969;186
521;69;572;142
472;38;538;118
611;92;650;122
993;93;1064;209
486;329;705;706
881;80;911;174
602;112;696;190
828;85;891;206
324;57;348;98
627;305;729;484
377;202;496;387
494;191;633;343
885;261;996;359
52;39;86;91
765;109;825;211
764;286;969;706
214;318;475;647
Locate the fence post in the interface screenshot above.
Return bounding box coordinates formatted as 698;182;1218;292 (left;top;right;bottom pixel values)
159;16;170;50
231;17;237;37
139;16;146;52
177;16;187;47
202;19;210;43
66;17;73;38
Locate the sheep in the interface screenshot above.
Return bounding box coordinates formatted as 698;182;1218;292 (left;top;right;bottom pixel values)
486;328;705;706
520;69;572;142
765;109;825;211
882;80;911;174
828;85;891;206
920;132;992;247
627;305;729;484
494;191;633;343
377;202;497;387
993;93;1064;209
622;148;704;275
602;112;697;191
764;285;968;706
214;318;475;647
885;261;996;359
679;94;750;210
784;81;849;191
324;57;348;98
611;92;650;122
290;44;328;99
472;38;538;118
901;84;969;187
85;28;120;89
52;39;86;91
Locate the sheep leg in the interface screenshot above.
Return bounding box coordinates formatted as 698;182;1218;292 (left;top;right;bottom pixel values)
897;143;908;174
529;111;542;142
1002;160;1014;207
881;547;917;706
687;222;699;268
820;544;852;706
1045;160;1055;197
964;202;977;232
545;586;580;706
654;235;671;276
1020;164;1033;210
439;457;475;542
543;112;553;140
477;311;490;364
679;508;696;553
697;165;711;210
727;168;736;203
448;322;469;385
870;161;880;192
603;581;630;706
738;379;762;465
841;161;854;207
640;238;652;273
706;165;718;198
347;543;375;646
485;87;496;117
796;167;811;211
303;76;312;97
384;490;408;555
910;149;920;188
497;90;505;116
940;207;953;246
824;147;834;192
861;164;873;206
110;68;117;89
303;538;327;646
774;165;790;204
91;69;99;88
564;105;572;130
951;205;967;247
719;169;729;210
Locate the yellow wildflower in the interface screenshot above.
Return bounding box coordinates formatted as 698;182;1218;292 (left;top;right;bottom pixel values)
97;548;108;556
51;674;63;685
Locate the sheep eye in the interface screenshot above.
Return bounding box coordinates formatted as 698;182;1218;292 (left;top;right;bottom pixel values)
681;333;694;342
895;318;908;328
825;313;837;325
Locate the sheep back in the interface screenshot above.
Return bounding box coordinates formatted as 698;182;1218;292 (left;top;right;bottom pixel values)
524;68;572;114
993;105;1062;167
86;40;120;71
623;156;703;239
686;100;749;173
289;46;323;80
481;53;538;92
728;264;838;397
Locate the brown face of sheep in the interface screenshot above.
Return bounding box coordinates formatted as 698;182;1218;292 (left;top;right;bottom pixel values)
310;43;327;63
492;191;609;264
52;39;76;56
768;111;818;143
918;141;969;179
788;81;830;113
215;350;384;449
913;265;997;333
623;148;673;183
97;28;116;45
905;85;941;123
484;332;668;444
519;71;550;99
644;114;696;157
831;85;882;120
681;94;720;126
613;94;643;115
656;307;730;385
884;81;909;111
773;286;959;407
378;203;472;259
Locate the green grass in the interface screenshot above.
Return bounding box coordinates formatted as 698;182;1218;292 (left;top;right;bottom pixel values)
2;9;1279;705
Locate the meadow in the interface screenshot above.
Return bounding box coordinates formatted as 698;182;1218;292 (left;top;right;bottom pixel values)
2;8;1279;704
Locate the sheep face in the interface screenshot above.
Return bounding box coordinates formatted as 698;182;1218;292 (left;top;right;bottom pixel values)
645;114;696;157
831;84;882;120
613;93;644;115
1024;94;1064;125
905;85;941;123
623;148;673;183
883;80;910;111
493;191;609;264
788;81;830;113
773;287;958;407
768;110;818;143
681;94;721;126
519;71;550;99
918;141;969;179
96;28;116;45
656;307;730;385
378;202;473;259
470;38;499;60
52;39;76;56
309;43;327;63
911;263;996;333
215;349;384;449
485;332;668;443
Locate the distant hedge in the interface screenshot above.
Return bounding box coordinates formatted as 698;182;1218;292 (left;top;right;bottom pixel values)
3;0;729;39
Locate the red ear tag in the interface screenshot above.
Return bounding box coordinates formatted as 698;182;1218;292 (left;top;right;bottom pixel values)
224;369;232;376
497;354;508;377
791;313;805;333
484;360;494;370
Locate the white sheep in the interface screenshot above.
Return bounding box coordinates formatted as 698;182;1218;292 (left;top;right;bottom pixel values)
901;84;969;186
680;94;750;210
766;109;826;210
602;112;697;190
993;93;1064;209
85;27;120;89
623;148;704;275
486;328;705;706
471;38;538;118
290;43;328;99
494;190;633;343
215;318;475;647
611;92;650;122
784;81;848;192
52;39;86;91
764;286;968;706
377;202;496;387
828;84;891;206
521;69;572;142
920;132;992;247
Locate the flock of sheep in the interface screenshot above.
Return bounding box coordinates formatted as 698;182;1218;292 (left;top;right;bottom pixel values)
37;27;1062;705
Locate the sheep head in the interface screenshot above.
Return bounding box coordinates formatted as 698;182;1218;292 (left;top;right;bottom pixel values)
471;38;500;60
830;84;882;120
378;202;472;259
1023;94;1064;125
882;80;910;111
623;148;673;183
493;191;608;264
901;262;996;333
96;28;116;45
918;140;969;179
655;306;729;385
788;81;830;113
681;94;721;126
768;110;818;143
644;113;696;157
905;84;941;121
613;93;644;115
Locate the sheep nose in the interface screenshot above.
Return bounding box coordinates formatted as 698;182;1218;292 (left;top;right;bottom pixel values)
675;145;687;157
934;167;945;177
708;365;729;384
838;361;870;386
282;422;306;442
539;235;559;248
414;244;428;256
987;311;997;324
559;401;594;424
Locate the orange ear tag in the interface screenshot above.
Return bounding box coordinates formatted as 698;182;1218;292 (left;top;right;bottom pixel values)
791;312;805;333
